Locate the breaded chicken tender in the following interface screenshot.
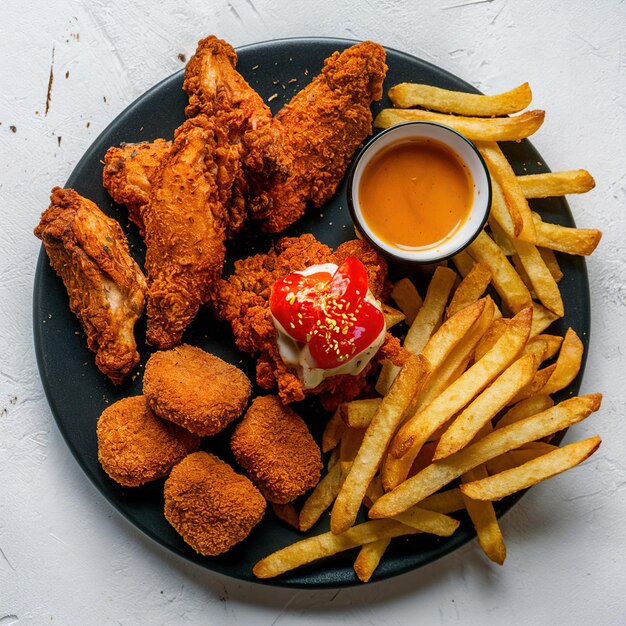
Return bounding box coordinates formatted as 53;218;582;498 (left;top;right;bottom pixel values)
164;452;266;555
143;344;251;436
231;396;322;504
97;396;200;487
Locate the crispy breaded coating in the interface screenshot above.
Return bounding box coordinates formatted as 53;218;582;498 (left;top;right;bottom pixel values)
143;344;251;436
144;113;246;348
213;234;402;408
164;452;266;556
102;139;172;235
231;396;322;504
97;396;200;487
34;187;147;384
246;41;387;232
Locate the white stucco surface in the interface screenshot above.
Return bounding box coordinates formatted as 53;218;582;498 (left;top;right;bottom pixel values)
1;1;625;624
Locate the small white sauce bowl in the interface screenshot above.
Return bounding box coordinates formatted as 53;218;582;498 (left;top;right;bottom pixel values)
348;121;491;264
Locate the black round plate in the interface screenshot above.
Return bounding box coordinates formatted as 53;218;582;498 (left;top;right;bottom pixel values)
33;38;590;588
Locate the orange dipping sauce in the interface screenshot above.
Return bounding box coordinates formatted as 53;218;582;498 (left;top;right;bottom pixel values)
358;139;474;251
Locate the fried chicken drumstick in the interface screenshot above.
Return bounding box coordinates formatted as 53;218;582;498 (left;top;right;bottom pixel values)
34;187;147;383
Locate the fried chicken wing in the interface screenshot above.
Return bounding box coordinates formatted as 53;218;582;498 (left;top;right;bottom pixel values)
183;35;273;131
102;139;172;234
213;234;403;408
246;41;388;233
34;187;147;383
144;112;245;348
103;36;270;235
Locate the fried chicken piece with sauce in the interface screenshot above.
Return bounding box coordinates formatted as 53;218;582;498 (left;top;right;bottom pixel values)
143;344;251;436
34;187;147;384
246;41;388;233
102;139;172;235
214;234;403;408
144;112;245;348
164;452;266;556
231;396;322;504
97;396;200;487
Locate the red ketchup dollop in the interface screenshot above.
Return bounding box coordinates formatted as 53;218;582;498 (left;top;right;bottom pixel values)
269;257;385;370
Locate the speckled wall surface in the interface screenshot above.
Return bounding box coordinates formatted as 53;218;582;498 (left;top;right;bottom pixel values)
1;1;624;623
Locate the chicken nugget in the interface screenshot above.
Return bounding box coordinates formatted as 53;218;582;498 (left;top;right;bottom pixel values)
143;344;251;436
231;395;322;503
97;396;200;487
164;452;266;556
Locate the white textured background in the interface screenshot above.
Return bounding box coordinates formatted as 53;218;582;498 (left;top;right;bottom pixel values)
1;1;625;624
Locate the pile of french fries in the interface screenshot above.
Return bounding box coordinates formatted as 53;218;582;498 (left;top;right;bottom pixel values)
253;81;603;582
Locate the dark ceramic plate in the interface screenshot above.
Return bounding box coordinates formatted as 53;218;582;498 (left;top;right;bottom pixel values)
33;38;590;588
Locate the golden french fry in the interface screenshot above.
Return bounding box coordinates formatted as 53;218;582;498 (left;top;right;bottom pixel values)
532;214;602;256
540;328;584;395
474;318;510;362
537;334;563;360
478;142;537;241
331;355;429;534
391;278;423;324
419;488;466;514
524;335;562;362
467;231;532;314
460;436;601;501
382;303;406;329
531;303;560;336
388;82;532;116
486;447;555;475
369;394;601;518
327;448;339;471
520;441;560;452
375;361;401;396
355;486;466;582
422;299;486;370
446;264;492;318
365;475;460;536
538;247;563;282
340;427;366;464
517;170;595;198
513;238;564;316
272;503;299;529
511;253;537;298
435;353;539;460
340;398;382;429
374;109;545;142
404;266;457;355
489;211;516;255
391;307;532;464
452;250;475;278
322;408;345;453
382;298;496;491
254;519;420;579
489;173;520;239
523;337;548;363
461;463;506;565
298;461;343;531
354;538;392;582
510;364;557;404
392;506;460;536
